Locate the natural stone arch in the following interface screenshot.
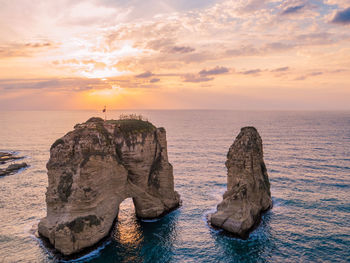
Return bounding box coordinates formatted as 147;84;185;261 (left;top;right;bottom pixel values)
111;197;141;249
38;117;180;256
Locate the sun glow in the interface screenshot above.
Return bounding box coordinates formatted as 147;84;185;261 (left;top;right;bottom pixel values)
56;41;142;78
79;44;142;78
81;68;126;78
89;85;123;97
83;85;126;109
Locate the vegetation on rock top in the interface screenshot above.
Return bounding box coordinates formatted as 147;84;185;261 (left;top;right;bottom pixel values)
110;119;156;134
84;114;156;135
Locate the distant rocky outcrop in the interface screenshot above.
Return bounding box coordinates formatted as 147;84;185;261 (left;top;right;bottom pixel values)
210;127;272;238
0;152;23;164
0;152;28;177
38;117;180;256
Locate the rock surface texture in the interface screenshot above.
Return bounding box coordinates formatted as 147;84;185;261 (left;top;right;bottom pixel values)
38;117;180;255
210;127;272;238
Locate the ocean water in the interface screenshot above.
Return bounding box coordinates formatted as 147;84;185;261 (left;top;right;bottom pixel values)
0;110;349;263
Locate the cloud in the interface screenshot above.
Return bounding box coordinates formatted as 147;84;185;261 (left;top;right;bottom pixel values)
294;76;306;80
294;71;323;80
0;78;106;91
224;34;339;60
331;7;350;24
0;76;162;93
135;71;154;78
272;67;290;72
169;46;195;53
25;42;52;48
325;0;350;8
0;41;55;58
310;71;323;76
57;59;108;69
277;0;319;19
182;52;216;63
281;5;305;15
330;68;348;73
145;38;175;51
295;33;336;45
150;78;160;83
225;42;295;57
199;66;229;76
58;1;131;27
240;69;261;75
183;74;213;82
144;38;194;54
0;0;349;105
263;42;295;52
238;0;270;13
225;45;259;56
180;66;229;83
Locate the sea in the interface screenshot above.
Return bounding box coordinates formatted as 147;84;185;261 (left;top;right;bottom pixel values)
0;110;349;263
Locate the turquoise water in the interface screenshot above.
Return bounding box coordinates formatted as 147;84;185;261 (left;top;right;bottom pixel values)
0;110;349;262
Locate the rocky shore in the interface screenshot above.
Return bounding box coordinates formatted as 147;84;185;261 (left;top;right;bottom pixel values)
0;152;28;177
210;127;272;238
38;117;181;256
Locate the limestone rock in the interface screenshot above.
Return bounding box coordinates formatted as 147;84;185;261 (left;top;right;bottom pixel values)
0;151;28;177
38;117;180;255
0;163;29;176
210;127;272;238
0;151;24;164
0;162;28;176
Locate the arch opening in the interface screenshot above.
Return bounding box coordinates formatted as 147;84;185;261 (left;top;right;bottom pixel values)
112;198;143;249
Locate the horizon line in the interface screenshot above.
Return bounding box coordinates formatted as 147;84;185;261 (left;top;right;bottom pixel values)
0;109;350;112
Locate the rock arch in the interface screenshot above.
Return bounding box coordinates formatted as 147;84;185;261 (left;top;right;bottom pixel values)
38;117;180;255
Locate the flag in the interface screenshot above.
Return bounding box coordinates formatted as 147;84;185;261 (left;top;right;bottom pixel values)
102;106;106;113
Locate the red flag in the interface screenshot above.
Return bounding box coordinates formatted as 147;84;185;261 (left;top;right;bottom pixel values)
102;106;106;113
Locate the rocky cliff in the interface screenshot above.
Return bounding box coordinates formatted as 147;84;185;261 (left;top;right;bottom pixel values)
38;117;180;255
210;127;272;238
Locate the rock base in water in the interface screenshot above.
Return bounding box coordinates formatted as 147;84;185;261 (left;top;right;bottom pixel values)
210;127;272;238
38;117;180;255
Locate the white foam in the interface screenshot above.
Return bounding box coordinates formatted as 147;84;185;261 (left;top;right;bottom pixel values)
140;218;161;223
60;241;111;263
30;230;111;263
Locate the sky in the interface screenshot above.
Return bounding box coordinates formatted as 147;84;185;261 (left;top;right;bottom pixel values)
0;0;349;110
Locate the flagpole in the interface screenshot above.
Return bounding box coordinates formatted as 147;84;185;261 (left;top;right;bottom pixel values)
103;106;106;121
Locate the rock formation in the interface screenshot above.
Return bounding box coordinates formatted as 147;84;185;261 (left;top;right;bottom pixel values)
0;152;28;176
0;162;28;176
38;117;180;256
0;152;24;164
210;127;272;238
